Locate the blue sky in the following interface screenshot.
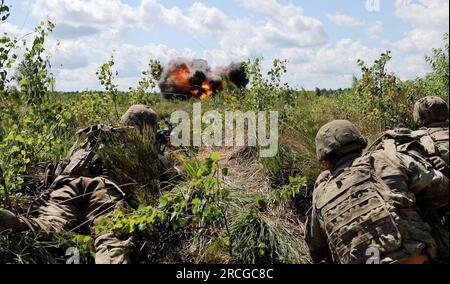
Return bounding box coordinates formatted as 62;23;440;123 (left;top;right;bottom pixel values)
2;0;449;91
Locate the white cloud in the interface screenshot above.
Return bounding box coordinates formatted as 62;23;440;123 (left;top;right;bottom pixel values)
327;12;383;39
32;0;137;38
241;0;328;48
394;0;449;30
391;0;448;53
385;0;449;79
327;12;365;28
368;21;383;39
1;22;26;36
280;39;381;89
49;39;197;91
16;0;448;91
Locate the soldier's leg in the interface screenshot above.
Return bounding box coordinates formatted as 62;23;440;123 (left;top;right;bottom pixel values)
84;177;133;264
20;178;84;233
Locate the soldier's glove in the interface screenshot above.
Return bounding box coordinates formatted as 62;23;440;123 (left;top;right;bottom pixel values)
0;210;26;233
427;156;449;177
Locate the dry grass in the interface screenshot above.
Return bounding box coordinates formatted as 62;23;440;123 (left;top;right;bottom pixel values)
189;146;311;264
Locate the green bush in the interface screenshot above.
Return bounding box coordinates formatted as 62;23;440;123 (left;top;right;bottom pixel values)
229;209;310;264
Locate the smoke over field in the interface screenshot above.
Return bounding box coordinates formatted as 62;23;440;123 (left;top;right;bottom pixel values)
158;58;249;100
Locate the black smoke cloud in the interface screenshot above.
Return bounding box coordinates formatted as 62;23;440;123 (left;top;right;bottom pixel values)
158;58;248;99
216;62;249;89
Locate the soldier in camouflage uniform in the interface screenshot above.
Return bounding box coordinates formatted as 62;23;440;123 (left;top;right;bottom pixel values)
305;120;448;264
371;96;448;175
412;96;449;170
0;105;179;264
369;96;449;261
413;96;449;261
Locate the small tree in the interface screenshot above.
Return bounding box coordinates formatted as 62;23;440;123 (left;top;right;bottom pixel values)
424;33;449;98
96;54;120;119
17;21;56;105
355;51;405;131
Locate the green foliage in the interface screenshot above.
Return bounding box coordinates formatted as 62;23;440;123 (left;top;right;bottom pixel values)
353;51;410;130
228;58;291;112
423;33;449;98
0;5;448;264
228;209;310;264
96;54;120;118
18;21;56;105
0;231;94;264
98;128;161;200
129;59;161;106
0;32;18;93
0;0;10;22
0;20;72;208
0;126;32;206
270;176;308;207
72;91;116;125
98;152;232;237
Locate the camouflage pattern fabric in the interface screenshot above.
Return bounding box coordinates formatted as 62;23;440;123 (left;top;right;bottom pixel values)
14;124;177;264
305;148;449;264
416;122;449;164
375;122;449;166
1;105;178;263
19;177;133;264
413;96;448;128
371;122;449;261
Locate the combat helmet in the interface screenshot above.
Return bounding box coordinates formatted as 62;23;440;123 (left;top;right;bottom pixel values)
120;105;158;133
413;96;449;127
315;120;367;161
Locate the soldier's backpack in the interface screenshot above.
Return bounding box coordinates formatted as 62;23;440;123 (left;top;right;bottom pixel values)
45;124;129;188
313;155;404;264
419;124;449;164
370;125;449;164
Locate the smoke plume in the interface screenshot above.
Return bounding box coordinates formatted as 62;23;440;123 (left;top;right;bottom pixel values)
158;58;248;100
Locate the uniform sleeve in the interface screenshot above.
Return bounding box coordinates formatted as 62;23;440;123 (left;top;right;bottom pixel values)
396;152;449;209
305;206;332;263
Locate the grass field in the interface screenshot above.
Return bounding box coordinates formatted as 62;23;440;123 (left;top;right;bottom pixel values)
0;14;448;263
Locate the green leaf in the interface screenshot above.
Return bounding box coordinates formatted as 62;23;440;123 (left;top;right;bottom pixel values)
221;167;229;176
158;195;170;207
203;176;217;191
219;188;230;200
14;135;24;143
254;194;268;211
211;151;221;161
192;198;202;206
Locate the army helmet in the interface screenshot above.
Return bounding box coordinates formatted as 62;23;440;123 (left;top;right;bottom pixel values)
413;96;449;127
120;104;158;133
315;120;367;161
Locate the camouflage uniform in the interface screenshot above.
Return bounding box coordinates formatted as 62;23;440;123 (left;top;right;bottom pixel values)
373;96;448;171
412;96;449;166
0;105;178;264
305;120;449;264
371;97;449;261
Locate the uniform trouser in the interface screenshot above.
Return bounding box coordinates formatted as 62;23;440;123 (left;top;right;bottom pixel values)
19;176;133;264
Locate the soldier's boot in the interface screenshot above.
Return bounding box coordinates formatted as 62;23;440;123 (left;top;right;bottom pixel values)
94;232;133;264
0;210;28;233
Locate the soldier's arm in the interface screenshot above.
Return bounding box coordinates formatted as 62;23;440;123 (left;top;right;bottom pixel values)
305;206;332;264
397;152;449;209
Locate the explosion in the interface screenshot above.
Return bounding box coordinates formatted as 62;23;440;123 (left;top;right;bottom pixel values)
158;58;248;100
